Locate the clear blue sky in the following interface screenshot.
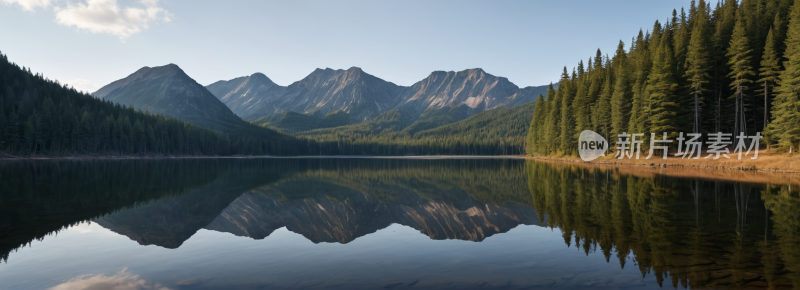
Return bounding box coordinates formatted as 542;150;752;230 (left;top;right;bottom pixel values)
1;0;699;93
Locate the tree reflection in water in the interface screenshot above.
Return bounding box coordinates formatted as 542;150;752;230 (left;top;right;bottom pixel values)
525;161;800;288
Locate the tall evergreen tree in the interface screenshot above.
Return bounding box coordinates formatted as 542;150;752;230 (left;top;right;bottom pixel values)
611;41;632;138
674;8;691;79
629;30;653;136
527;94;546;155
560;70;577;154
685;0;712;133
767;1;800;151
594;61;614;142
759;27;781;130
713;0;738;132
646;24;681;138
573;59;592;135
544;82;560;154
727;10;756;137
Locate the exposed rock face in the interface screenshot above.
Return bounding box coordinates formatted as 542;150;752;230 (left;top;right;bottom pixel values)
205;73;287;121
207;68;550;122
93;64;244;132
207;67;405;121
397;68;534;116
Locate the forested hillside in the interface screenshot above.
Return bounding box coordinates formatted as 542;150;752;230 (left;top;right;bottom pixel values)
0;51;313;156
527;0;800;155
300;101;537;155
253;110;357;133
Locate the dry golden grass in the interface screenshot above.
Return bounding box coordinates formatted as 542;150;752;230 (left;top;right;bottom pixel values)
527;148;800;185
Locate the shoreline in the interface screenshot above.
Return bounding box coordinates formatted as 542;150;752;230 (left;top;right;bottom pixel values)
3;152;799;184
2;151;796;172
527;148;800;173
525;150;800;185
0;153;529;161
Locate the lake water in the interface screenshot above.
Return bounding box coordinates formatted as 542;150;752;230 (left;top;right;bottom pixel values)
1;158;798;289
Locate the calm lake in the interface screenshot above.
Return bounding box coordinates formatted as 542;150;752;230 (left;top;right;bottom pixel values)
1;158;798;289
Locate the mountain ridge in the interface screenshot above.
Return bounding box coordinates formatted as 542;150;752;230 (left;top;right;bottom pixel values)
207;67;553;131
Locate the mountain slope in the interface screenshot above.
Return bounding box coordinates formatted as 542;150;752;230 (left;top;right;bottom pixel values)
94;64;244;132
205;73;287;121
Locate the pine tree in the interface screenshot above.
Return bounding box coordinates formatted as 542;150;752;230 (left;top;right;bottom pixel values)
544;81;561;154
560;70;577;155
759;27;781;130
767;1;800;151
527;94;546;155
684;0;712;133
647;24;681;138
674;8;691;79
713;0;738;132
594;63;613;142
573;59;592;135
727;10;756;137
629;30;652;135
611;41;632;138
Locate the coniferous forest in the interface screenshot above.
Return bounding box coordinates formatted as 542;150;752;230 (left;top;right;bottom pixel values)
0;52;315;156
527;0;800;156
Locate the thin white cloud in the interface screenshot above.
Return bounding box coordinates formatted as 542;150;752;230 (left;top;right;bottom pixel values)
2;0;51;11
49;268;173;290
64;78;101;93
55;0;172;40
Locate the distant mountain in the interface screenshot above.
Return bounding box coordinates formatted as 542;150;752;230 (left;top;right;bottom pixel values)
208;68;552;132
94;64;244;132
208;67;404;123
396;68;540;116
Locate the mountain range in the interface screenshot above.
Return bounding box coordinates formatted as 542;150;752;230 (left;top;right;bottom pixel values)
206;67;552;131
93;64;551;134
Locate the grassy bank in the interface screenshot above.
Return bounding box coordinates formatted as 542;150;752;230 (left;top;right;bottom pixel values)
528;148;800;184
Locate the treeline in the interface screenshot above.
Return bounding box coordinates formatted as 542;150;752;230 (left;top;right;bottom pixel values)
0;51;315;156
527;0;800;155
299;102;534;156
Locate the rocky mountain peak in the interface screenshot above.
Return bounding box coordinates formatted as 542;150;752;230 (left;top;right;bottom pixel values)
93;64;244;132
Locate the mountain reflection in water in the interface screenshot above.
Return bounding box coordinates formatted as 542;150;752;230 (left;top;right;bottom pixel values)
0;158;798;289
